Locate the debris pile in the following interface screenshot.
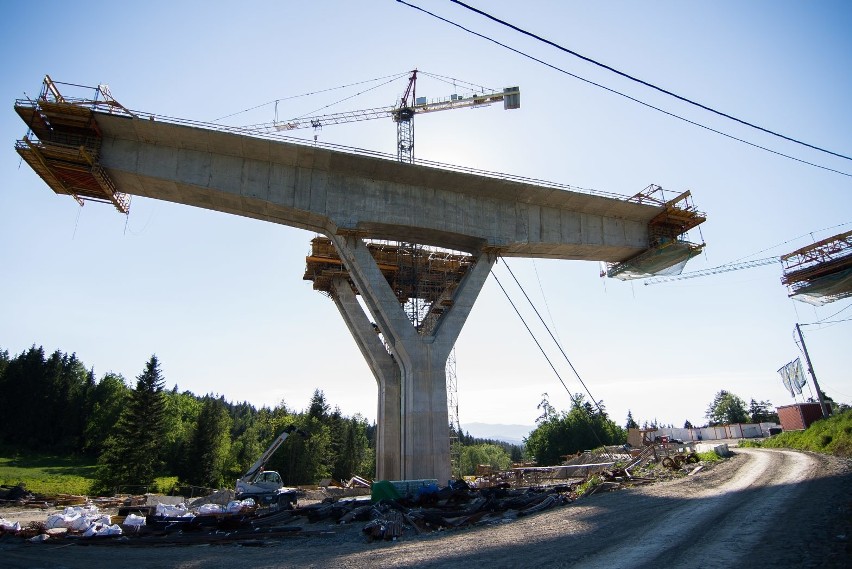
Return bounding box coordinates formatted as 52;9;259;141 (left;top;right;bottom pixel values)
0;484;145;509
0;455;715;547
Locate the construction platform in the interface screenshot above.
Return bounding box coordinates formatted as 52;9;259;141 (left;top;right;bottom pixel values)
304;237;474;333
605;185;705;279
14;76;131;213
781;230;852;305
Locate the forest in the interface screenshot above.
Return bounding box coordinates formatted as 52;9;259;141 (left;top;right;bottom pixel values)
0;346;571;494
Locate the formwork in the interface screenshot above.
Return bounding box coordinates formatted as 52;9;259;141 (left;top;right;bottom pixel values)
606;185;705;279
304;237;474;333
781;230;852;305
14;76;131;213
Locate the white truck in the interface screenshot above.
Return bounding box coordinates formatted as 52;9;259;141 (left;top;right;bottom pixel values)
235;425;307;509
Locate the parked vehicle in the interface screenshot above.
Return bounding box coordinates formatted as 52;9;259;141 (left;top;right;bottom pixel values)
235;425;307;509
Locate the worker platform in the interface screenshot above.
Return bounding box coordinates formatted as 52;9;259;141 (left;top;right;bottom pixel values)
604;185;705;279
305;237;474;334
14;77;131;213
14;77;708;482
781;230;852;305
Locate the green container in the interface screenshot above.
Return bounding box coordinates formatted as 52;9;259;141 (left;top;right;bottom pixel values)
371;480;401;503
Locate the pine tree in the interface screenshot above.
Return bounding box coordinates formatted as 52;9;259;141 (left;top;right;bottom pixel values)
96;355;167;492
705;390;749;425
185;397;232;488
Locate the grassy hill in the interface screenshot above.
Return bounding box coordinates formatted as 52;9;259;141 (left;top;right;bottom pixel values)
740;409;852;456
0;451;177;497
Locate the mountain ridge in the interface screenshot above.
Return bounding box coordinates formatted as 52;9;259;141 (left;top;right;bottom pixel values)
460;422;534;445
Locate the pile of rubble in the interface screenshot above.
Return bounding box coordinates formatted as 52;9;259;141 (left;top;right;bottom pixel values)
0;455;714;546
0;480;586;545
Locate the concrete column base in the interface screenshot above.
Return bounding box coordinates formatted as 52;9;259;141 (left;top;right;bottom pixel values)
327;234;495;482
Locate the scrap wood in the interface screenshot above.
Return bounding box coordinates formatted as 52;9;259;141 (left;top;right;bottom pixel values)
402;512;425;534
583;481;620;498
517;494;560;517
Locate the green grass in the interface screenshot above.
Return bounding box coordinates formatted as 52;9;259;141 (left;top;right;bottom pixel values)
737;409;852;457
0;453;182;496
154;476;179;494
0;454;97;495
696;451;722;463
576;475;602;497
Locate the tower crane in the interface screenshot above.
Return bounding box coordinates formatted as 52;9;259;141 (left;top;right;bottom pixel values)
245;70;520;163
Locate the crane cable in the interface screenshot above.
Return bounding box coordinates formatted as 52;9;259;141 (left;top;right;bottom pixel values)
502;259;609;419
290;73;410;123
396;0;852;178
491;265;616;461
447;0;852;163
211;71;410;123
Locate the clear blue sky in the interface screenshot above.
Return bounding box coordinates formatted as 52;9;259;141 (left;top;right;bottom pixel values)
2;1;850;432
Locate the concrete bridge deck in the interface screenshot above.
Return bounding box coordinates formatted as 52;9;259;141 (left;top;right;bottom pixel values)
91;112;665;260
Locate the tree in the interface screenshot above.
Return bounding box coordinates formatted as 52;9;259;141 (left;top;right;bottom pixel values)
684;419;694;429
457;443;513;476
705;390;749;425
748;399;779;423
185;397;233;488
307;389;330;420
96;355;167;492
536;393;557;423
83;372;131;456
625;410;638;430
525;394;625;466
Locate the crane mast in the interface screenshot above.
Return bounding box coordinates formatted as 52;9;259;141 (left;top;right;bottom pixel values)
393;70;418;163
253;69;521;165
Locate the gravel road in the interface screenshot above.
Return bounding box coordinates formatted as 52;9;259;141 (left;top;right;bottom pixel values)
2;448;849;568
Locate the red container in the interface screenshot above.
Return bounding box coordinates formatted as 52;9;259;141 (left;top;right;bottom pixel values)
775;403;825;431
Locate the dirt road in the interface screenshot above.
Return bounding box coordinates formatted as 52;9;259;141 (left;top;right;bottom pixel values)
2;448;849;568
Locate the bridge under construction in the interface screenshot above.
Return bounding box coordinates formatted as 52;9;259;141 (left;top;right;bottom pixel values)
15;77;707;483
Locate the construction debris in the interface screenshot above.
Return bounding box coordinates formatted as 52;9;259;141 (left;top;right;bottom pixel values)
0;449;720;547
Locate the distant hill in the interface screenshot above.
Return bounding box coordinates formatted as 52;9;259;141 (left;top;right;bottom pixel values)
460;423;534;445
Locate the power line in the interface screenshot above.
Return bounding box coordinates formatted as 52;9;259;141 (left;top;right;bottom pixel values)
396;1;852;178
447;0;852;163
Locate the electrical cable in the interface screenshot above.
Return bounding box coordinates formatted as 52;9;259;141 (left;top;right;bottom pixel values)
491;269;615;460
396;0;852;178
447;0;852;162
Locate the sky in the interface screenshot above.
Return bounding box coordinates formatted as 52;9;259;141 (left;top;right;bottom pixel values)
2;1;850;437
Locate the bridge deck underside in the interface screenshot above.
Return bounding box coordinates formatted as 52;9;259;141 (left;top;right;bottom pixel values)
88;112;667;262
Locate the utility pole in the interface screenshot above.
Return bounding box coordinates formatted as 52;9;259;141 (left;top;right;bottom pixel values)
795;323;830;418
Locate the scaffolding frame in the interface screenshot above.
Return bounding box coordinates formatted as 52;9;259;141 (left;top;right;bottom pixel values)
14;75;132;213
606;185;706;279
304;237;475;335
781;230;852;305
